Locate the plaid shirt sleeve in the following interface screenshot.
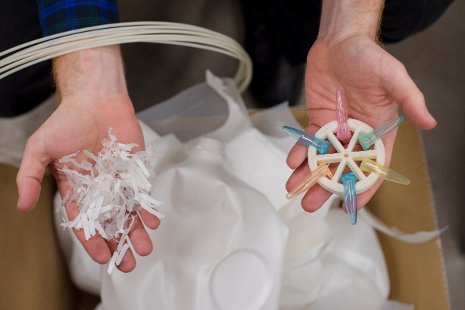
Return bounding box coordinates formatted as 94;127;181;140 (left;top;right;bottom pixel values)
37;0;120;36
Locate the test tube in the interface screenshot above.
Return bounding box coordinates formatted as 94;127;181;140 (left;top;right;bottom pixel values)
341;172;358;225
360;158;410;185
282;125;331;154
358;115;405;150
336;90;351;141
286;164;332;200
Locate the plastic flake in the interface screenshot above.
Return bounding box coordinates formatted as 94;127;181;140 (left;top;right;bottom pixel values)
58;128;163;273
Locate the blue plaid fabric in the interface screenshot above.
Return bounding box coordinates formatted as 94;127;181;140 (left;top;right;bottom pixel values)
37;0;119;36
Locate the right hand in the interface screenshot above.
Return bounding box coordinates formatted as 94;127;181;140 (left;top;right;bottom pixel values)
16;46;160;272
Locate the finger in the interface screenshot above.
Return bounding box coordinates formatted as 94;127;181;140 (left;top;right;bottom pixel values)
66;200;112;264
286;143;308;169
286;160;333;213
128;215;153;257
138;208;161;230
108;238;136;273
381;58;436;129
49;156;111;264
286;160;311;192
301;185;332;213
16;135;50;212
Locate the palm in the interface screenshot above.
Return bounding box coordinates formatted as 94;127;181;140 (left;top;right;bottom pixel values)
42;97;144;177
306;36;401;131
287;35;435;212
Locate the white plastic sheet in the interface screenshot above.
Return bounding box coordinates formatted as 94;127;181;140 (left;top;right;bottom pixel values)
99;137;288;309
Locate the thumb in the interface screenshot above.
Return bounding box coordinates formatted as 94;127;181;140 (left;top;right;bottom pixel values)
16;135;50;212
382;59;437;130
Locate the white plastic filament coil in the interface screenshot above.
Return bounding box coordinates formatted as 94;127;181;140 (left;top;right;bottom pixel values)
0;22;252;92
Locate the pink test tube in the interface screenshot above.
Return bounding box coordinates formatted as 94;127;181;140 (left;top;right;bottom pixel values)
336;90;351;141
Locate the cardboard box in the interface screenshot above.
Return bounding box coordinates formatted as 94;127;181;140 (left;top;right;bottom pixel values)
0;165;76;310
0;108;449;309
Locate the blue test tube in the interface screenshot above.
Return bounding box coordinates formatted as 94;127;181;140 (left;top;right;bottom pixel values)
282;125;331;154
341;172;358;225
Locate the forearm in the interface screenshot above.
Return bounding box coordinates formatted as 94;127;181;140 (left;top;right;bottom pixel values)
53;46;128;103
318;0;385;41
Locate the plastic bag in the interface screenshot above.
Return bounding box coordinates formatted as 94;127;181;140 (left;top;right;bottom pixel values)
54;72;412;310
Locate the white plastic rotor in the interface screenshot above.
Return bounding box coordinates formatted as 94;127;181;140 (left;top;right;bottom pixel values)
308;119;385;196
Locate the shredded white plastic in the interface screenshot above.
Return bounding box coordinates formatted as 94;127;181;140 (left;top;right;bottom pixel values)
58;128;163;273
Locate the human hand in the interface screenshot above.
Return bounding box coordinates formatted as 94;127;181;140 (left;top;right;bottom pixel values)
16;46;160;272
286;0;437;213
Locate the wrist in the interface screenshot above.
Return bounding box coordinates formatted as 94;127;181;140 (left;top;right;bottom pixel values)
318;0;384;43
53;45;128;102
